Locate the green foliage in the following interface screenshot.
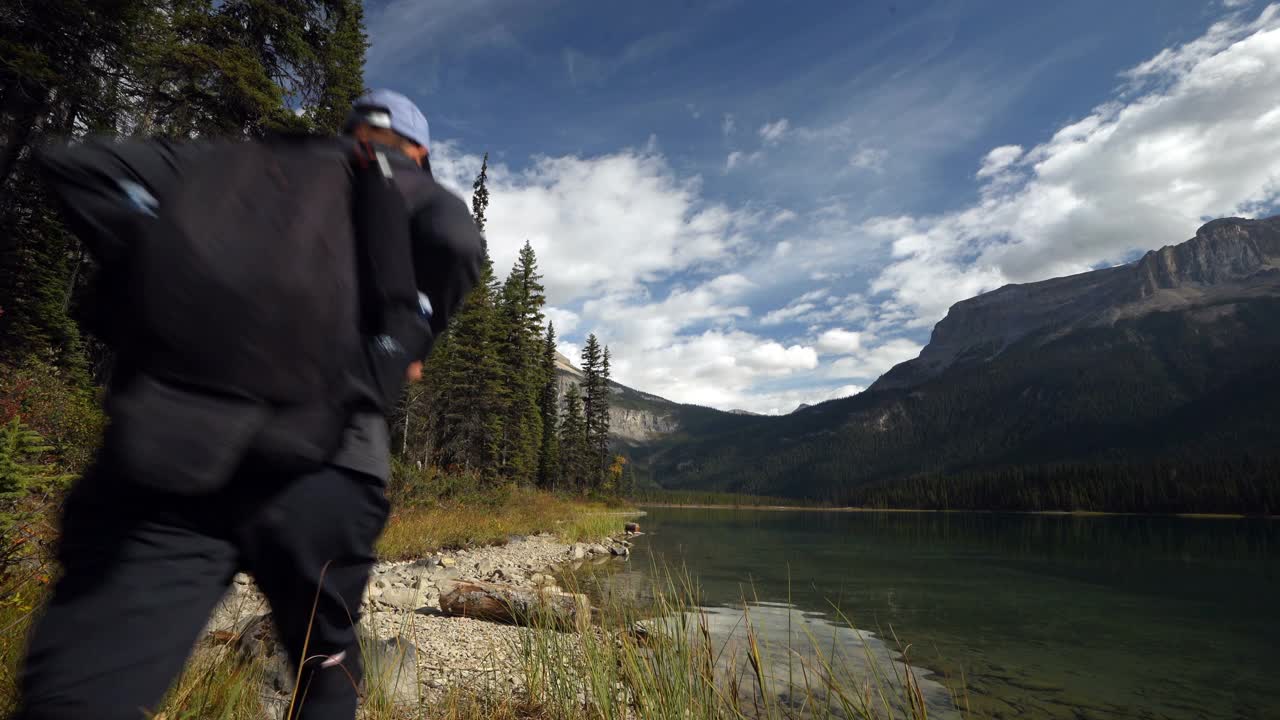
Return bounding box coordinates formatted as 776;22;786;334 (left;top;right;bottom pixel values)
559;383;590;492
495;241;547;483
0;418;71;533
537;323;562;488
1;0;371;367
0;360;104;474
579;334;611;488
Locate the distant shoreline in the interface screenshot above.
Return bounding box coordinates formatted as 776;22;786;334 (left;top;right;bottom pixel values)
635;503;1274;520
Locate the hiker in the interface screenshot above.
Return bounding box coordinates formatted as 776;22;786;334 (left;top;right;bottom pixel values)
16;90;484;720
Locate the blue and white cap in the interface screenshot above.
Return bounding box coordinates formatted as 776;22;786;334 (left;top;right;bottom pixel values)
346;89;430;150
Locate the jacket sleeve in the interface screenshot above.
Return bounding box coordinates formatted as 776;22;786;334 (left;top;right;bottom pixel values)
35;136;198;264
409;180;486;338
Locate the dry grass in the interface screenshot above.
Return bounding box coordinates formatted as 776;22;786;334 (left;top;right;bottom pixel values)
376;486;626;561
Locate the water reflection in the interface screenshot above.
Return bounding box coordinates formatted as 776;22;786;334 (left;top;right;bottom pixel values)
584;509;1280;720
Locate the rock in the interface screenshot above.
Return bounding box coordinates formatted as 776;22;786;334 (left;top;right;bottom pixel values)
570;544;587;560
439;556;457;568
588;544;609;556
430;677;447;689
429;565;461;583
379;586;422;611
475;560;496;578
233;572;252;586
529;573;551;585
609;545;630;557
362;634;419;706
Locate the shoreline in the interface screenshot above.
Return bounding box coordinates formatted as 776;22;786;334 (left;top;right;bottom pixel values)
635;502;1272;520
206;531;633;707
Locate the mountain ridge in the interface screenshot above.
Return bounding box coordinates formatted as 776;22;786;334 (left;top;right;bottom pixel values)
631;215;1280;511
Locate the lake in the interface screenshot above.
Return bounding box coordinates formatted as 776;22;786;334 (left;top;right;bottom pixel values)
590;507;1279;719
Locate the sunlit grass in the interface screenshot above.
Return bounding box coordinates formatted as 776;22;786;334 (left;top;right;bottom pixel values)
376;486;628;561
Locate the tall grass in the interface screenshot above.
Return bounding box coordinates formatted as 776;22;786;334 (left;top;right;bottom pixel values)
513;565;964;720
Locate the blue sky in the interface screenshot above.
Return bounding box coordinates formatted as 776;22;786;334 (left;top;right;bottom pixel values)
364;0;1280;413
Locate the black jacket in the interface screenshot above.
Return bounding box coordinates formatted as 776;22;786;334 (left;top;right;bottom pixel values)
37;135;485;482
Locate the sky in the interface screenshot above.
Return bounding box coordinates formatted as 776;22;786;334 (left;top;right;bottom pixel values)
363;0;1280;414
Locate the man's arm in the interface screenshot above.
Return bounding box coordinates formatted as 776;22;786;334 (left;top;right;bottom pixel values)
35;136;207;264
409;180;486;340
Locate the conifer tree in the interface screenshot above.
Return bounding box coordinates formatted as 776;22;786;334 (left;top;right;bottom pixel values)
579;335;612;489
495;243;546;482
559;383;589;492
537;323;561;489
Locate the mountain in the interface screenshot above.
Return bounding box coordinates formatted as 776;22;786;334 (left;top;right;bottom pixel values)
552;352;743;446
636;216;1280;513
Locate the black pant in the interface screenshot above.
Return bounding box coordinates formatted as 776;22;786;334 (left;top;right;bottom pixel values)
15;455;391;720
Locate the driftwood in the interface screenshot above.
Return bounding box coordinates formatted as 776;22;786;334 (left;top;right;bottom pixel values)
438;580;590;631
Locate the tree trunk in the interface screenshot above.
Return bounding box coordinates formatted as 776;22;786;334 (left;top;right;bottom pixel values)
0;104;40;193
438;580;589;631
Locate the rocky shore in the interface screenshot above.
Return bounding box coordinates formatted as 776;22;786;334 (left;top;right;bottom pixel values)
204;533;635;710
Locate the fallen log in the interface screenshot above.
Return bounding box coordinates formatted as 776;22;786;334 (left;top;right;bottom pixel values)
438;580;590;631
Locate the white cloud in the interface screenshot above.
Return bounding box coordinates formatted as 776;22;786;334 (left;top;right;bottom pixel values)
770;209;799;227
826;338;924;381
865;5;1280;328
815;328;864;355
429;143;756;303
544;306;579;335
850;147;889;172
759;118;791;144
727;383;866;416
975;144;1023;178
722;113;736;136
725;150;764;171
1224;0;1252;7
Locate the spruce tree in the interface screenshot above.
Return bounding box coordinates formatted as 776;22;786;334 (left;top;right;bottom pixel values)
537;323;561;489
559;383;588;492
495;245;546;483
427;156;505;476
472;153;490;254
579;335;612;489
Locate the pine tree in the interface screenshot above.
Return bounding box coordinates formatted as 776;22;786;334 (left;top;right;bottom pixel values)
559;383;588;492
579;335;612;489
421;151;507;477
537;323;561;489
472;152;490;254
495;243;546;483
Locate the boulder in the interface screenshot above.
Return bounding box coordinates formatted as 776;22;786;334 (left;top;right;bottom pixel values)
379;586;422;611
570;544;587;560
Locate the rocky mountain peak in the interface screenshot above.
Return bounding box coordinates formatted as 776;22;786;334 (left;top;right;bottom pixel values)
873;215;1280;392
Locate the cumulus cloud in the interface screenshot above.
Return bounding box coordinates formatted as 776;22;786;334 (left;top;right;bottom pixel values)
726;150;764;171
826;338;924;381
850;147;889;172
816;328;864;355
429;144;756;303
728;383;867;416
975;144;1023;178
544;306;579;335
865;4;1280;328
759;118;791;144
